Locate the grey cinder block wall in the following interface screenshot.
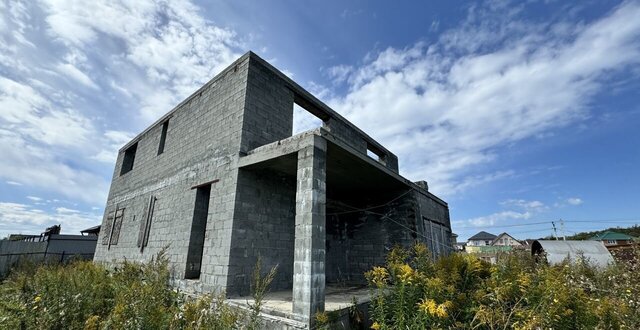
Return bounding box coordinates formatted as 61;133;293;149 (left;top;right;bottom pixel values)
94;51;452;327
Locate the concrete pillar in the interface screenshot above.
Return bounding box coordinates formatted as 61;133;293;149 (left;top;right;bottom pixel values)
292;136;327;322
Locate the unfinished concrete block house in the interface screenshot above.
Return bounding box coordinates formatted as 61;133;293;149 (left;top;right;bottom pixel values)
94;51;452;327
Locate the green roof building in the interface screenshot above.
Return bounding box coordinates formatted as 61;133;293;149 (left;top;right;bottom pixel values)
589;231;637;246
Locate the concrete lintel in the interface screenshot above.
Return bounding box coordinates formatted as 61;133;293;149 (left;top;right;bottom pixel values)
238;129;320;168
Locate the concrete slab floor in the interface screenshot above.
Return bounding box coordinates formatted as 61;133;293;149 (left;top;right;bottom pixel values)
227;285;371;318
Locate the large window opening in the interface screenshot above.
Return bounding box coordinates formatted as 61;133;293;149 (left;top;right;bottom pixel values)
292;103;323;135
185;183;212;279
120;142;137;175
157;121;169;155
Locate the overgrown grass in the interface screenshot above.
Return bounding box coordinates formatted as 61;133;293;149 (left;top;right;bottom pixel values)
0;250;244;329
366;243;640;329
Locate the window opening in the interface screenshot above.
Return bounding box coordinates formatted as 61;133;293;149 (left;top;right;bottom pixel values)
366;143;387;165
185;183;212;279
120;142;138;175
157;121;169;155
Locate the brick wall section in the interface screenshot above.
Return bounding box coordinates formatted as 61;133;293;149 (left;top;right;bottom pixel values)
323;118;367;155
240;56;295;153
325;213;389;285
416;190;452;257
227;168;297;296
94;55;251;291
325;190;451;284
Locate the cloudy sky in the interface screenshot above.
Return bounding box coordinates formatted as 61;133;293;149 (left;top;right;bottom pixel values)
1;0;639;240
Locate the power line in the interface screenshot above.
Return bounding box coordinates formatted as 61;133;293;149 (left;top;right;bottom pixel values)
454;221;551;230
326;189;413;216
367;210;454;251
324;192;454;251
453;219;639;230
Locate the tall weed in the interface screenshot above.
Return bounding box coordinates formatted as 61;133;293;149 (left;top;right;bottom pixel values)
367;243;640;329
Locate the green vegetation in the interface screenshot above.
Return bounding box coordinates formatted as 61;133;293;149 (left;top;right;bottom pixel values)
366;243;640;329
567;225;640;241
3;244;638;329
0;250;262;329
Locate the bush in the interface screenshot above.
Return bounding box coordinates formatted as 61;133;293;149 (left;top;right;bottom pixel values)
0;250;244;329
366;243;640;329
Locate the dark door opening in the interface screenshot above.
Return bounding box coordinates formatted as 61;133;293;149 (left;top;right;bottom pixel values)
185;184;211;279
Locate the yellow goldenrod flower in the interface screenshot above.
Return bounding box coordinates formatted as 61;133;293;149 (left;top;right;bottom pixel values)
397;264;414;284
371;321;381;330
366;266;389;288
418;299;438;315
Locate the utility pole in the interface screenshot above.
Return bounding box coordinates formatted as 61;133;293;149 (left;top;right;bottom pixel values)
560;219;566;241
552;221;558;240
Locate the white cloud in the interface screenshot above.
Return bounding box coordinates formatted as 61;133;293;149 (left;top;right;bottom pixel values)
467;210;532;227
0;77;94;147
26;196;42;201
326;64;353;84
0;0;243;213
325;1;640;196
56;207;80;214
501;199;548;213
39;0;242;122
461;198;547;228
56;63;99;89
0;129;108;204
6;181;22;186
0;202;101;238
566;197;583;206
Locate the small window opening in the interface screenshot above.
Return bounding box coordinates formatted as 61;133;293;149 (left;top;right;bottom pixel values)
120;142;137;175
185;183;212;279
366;143;387;165
157;121;169;155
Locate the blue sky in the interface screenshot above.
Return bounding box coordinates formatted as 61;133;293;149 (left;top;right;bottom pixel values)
0;0;639;241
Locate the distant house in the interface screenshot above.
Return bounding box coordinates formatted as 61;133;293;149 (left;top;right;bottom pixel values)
467;231;498;246
589;231;637;246
492;232;523;247
466;231;525;263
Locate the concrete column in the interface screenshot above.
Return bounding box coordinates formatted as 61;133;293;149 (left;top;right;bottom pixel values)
292;136;327;322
